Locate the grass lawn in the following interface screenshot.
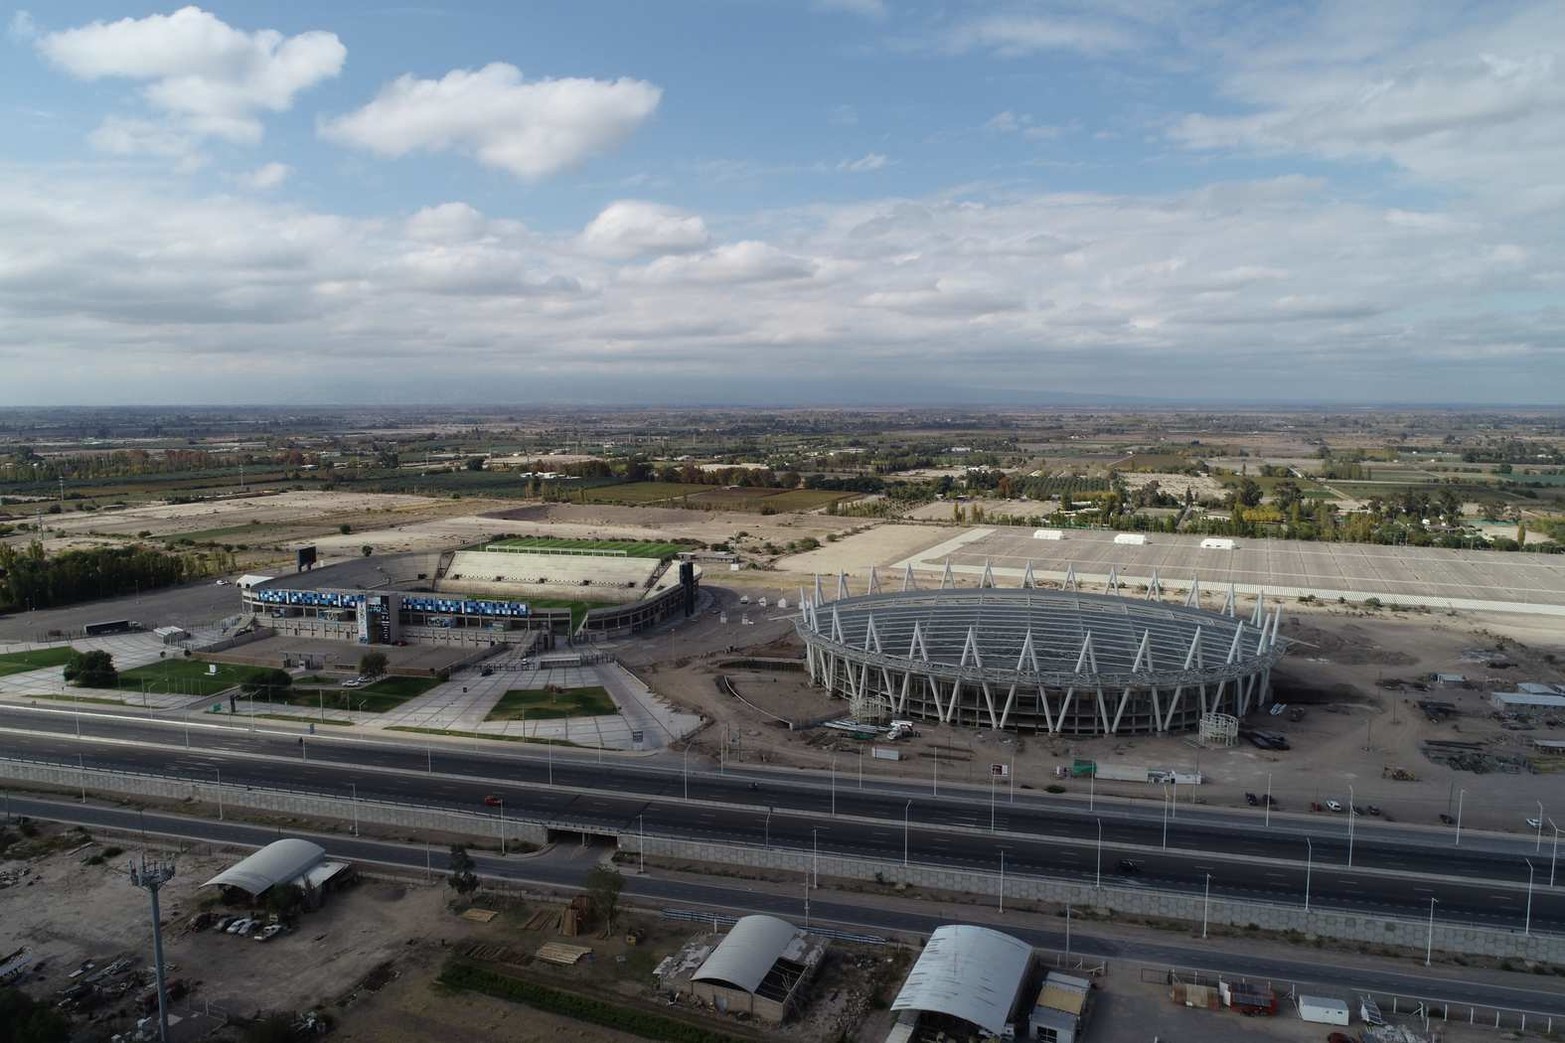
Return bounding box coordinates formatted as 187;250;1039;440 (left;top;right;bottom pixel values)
277;674;443;714
485;686;617;722
116;658;268;697
0;647;77;678
487;536;683;559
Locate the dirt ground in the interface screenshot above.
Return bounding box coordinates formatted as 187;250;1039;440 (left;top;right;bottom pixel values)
635;600;1565;838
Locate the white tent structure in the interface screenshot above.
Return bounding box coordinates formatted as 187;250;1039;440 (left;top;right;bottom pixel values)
202;838;347;898
891;925;1034;1037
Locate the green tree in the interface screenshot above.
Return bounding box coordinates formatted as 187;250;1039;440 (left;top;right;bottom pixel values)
360;545;374;557
358;651;388;678
586;864;623;931
465;456;486;471
241;668;292;698
64;649;117;689
0;984;70;1043
1234;478;1264;508
448;844;479;898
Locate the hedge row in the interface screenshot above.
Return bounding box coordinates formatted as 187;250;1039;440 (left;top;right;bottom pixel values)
438;960;748;1043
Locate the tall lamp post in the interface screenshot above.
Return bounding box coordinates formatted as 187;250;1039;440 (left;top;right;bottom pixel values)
1524;859;1534;936
1304;837;1313;913
903;800;912;867
1095;819;1103;889
1455;788;1465;846
1425;897;1439;966
1347;784;1355;867
998;848;1007;914
1202;873;1212;938
1536;802;1545;853
1264;773;1272;828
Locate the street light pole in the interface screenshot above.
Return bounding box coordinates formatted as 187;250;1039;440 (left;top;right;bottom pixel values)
998;848;1006;914
1265;773;1272;828
682;744;689;800
1161;787;1169;849
1348;784;1355;867
638;814;645;874
350;782;358;837
1095;818;1102;889
932;751;938;796
1425;897;1438;966
1455;789;1465;846
499;798;506;856
903;800;912;867
216;767;223;821
989;774;996;833
765;807;772;849
830;755;836;817
1536;801;1545;853
812;827;819;888
1550;821;1559;888
1524;859;1534;936
1202;873;1212;938
1304;837;1313;913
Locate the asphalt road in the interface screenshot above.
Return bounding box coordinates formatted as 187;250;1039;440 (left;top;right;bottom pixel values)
6;794;1564;1021
2;705;1560;931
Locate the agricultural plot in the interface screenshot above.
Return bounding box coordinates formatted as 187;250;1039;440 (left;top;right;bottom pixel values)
488;537;682;558
484;686;617;721
578;481;708;504
0;647;77;678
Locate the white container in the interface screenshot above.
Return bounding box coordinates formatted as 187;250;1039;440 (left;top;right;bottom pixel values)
1298;996;1350;1026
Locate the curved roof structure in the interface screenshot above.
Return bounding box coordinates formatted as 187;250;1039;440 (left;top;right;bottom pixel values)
691;915;801;994
202;838;326;896
804;588;1280;687
891;925;1033;1036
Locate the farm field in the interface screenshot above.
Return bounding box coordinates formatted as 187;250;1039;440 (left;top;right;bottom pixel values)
0;646;77;677
578;481;708;504
484;685;617;721
488;536;683;558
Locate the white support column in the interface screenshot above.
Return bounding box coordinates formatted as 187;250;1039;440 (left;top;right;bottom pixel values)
814;573;826;605
1132;629;1153;673
980;560;996;588
1185;577;1202;608
1223;583;1237;617
1064;563;1079;592
1109;689;1132;733
1147;569;1162;599
901;562;916;591
867;566;881;595
941;559;955;589
1251;590;1266;628
1016;629;1040;675
837;571;851;600
1022;561;1037;589
830;605;845;643
981;681;1000;729
999;683;1018;729
1106;566;1120;595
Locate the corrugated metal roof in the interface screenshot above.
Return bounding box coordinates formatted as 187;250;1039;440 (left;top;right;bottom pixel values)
202;838;325;895
891;925;1033;1035
691;915;801;994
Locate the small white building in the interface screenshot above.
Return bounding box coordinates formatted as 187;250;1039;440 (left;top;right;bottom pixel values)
1199;537;1237;550
1491;691;1565;711
1032;529;1065;541
1298;995;1350;1026
1112;533;1148;546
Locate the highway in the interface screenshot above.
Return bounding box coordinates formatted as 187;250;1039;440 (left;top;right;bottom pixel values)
1;703;1561;932
6;793;1564;1022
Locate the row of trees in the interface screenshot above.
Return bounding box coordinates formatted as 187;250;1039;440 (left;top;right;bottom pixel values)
0;542;208;613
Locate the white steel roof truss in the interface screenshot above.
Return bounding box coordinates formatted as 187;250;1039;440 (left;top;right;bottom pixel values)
1251;590;1266;628
830;606;845;644
1132;629;1153;674
941;558;955;589
1147;569;1162;599
864;613;883;655
867;566;880;595
838;572;851;600
980;560;996;588
1223;583;1236;617
901;562;916;592
1016;630;1040;675
1185;577;1201;608
999;682;1017;729
814;573;826;605
1022;561;1037;589
982;680;1000;729
1064;563;1078;591
1106;566;1120;595
960;626;984;670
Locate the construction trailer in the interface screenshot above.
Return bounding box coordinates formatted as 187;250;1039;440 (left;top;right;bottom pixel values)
1298;995;1351;1026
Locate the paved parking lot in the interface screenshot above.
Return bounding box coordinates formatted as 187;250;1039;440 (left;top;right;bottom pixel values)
892;528;1565;615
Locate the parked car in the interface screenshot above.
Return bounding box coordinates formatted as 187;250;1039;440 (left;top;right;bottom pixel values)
255;924;285;942
483;794;502;807
1116;859;1141;874
341;677;364;688
225;918;252;935
1439;813;1456;825
1325;800;1344;812
1366;805;1382;816
1245;792;1259;806
1526;816;1543;830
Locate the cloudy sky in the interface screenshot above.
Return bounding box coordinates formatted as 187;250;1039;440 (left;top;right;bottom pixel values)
2;2;1561;406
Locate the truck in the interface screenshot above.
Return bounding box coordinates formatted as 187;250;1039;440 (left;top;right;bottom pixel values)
1093;762;1153;783
83;619;142;636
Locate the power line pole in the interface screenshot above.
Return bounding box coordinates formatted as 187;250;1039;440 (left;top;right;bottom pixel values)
128;855;176;1043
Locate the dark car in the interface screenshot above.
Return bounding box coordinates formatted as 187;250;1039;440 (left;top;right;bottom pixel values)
1116;859;1141;874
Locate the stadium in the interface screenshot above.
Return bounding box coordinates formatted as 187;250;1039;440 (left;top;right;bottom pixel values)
239;538;700;647
796;578;1284;736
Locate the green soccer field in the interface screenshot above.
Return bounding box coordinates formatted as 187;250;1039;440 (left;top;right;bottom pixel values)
487;536;682;558
0;647;78;678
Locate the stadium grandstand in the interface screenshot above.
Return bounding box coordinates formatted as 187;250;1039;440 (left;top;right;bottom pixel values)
240;542;699;648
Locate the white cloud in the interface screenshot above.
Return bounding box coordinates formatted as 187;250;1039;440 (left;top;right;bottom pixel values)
984;111;1066;140
1170;2;1565;204
581;200;708;258
237;162;290;190
7;9;37;41
636;241;816;284
839;152;889;173
948;14;1136;57
320;63;661;179
813;0;888;18
405;202;491;243
35;6;344;144
87;116;205;169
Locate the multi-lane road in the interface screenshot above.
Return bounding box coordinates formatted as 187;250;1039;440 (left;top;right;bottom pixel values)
1;703;1559;932
6;793;1564;1021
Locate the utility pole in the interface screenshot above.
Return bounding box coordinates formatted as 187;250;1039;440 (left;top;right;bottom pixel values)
129;855;176;1043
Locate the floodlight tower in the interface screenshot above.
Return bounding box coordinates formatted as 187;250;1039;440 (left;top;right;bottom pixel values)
128;855;176;1043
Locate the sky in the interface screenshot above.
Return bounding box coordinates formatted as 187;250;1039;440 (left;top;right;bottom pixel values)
1;1;1562;407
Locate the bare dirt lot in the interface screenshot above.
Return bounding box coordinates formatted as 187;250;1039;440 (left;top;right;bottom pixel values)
636;598;1565;839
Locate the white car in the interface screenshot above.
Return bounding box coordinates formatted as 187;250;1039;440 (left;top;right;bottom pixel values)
225;918;252;935
1325;800;1344;812
214;578;229;586
1526;817;1543;830
255;924;285;942
341;677;364;688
